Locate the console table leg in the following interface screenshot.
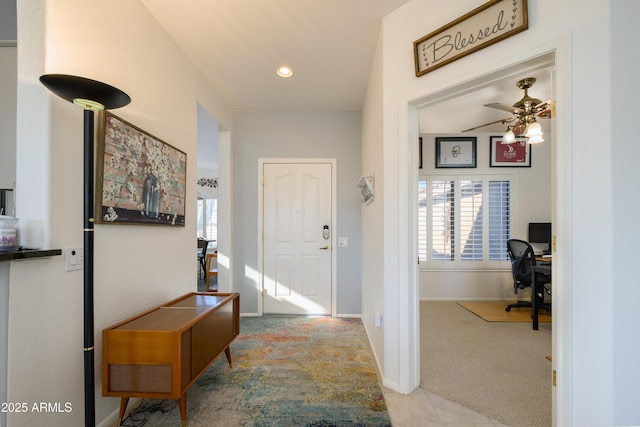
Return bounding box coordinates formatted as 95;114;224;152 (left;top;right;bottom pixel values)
117;398;129;426
225;346;232;367
179;394;187;427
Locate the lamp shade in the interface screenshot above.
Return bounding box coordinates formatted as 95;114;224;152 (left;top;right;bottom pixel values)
39;74;130;111
502;129;515;144
525;121;543;138
527;134;544;144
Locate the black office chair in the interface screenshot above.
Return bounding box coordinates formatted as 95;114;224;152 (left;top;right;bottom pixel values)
505;239;551;313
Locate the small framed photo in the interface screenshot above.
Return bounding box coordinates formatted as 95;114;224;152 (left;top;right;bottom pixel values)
435;137;477;168
490;136;531;167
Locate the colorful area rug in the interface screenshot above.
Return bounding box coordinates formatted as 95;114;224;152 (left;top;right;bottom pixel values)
122;316;390;426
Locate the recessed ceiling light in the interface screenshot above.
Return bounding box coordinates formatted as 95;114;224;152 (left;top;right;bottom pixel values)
277;66;293;78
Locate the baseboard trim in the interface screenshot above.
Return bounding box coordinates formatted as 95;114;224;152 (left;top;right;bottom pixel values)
361;320;399;393
336;313;361;318
97;398;143;427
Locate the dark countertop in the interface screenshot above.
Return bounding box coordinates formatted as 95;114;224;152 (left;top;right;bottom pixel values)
0;248;62;262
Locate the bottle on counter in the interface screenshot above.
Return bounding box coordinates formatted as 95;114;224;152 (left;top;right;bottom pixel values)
0;216;19;252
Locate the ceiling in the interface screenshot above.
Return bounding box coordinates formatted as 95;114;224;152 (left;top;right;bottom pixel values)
140;0;412;111
140;0;552;163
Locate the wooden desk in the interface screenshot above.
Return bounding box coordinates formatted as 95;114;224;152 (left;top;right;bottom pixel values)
102;292;240;426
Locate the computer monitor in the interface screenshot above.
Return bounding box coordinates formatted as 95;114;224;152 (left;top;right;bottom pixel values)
528;222;551;254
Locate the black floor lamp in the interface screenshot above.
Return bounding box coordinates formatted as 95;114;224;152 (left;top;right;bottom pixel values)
39;74;130;427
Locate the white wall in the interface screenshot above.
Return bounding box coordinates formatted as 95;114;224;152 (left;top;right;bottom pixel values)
611;1;640;425
419;131;552;301
0;47;16;191
361;0;640;425
0;0;16;41
232;111;362;316
10;1;232;426
360;30;385;373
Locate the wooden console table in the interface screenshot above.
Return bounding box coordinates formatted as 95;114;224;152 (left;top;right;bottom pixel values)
102;292;240;426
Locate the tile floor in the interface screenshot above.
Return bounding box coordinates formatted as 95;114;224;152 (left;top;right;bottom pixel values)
383;387;509;427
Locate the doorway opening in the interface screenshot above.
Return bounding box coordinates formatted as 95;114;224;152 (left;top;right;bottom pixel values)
196;102;232;293
403;41;572;426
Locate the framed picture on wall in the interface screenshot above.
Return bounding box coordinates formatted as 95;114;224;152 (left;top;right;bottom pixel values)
490;135;531;167
435;137;477;168
95;112;187;226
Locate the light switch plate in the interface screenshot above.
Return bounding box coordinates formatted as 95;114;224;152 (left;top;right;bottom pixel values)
65;247;84;272
338;237;348;247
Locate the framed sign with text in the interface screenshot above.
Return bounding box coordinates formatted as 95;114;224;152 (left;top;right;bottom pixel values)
490;135;531;167
413;0;528;77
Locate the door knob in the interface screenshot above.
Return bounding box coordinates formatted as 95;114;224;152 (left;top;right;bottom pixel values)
319;246;329;250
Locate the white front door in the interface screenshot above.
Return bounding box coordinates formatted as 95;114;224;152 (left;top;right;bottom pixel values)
263;162;332;315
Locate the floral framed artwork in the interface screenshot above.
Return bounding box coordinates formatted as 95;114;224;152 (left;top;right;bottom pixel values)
95;112;187;225
435;137;477;168
490;135;531;167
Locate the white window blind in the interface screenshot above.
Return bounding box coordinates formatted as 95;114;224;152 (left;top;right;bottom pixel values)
460;180;483;261
418;175;512;268
431;179;455;261
488;180;512;261
197;198;218;241
418;181;428;262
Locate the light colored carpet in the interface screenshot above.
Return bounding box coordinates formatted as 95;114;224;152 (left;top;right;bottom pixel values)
457;301;552;323
421;301;552;427
121;316;390;426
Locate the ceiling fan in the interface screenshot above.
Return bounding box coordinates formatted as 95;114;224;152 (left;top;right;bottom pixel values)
462;77;552;143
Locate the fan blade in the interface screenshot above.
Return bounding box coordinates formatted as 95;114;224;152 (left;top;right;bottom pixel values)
534;100;552;118
535;99;551;108
484;102;524;114
461;117;514;132
537;109;552;119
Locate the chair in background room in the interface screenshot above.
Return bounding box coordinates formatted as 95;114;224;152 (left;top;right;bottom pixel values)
505;239;551;313
197;238;208;279
205;252;218;292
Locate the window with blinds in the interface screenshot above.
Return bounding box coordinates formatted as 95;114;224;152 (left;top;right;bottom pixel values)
197;198;218;242
418;175;512;268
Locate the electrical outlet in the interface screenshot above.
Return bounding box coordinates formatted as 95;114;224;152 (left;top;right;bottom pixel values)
65;247;84;272
374;311;382;327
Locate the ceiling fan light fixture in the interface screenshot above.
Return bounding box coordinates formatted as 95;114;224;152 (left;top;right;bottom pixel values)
525;121;542;138
502;129;515;143
528;134;544;144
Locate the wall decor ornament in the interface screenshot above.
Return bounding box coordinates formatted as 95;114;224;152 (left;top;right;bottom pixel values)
96;112;187;225
413;0;528;77
358;175;375;205
197;178;218;188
